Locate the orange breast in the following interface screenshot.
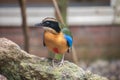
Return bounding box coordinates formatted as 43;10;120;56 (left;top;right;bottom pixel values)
44;31;68;54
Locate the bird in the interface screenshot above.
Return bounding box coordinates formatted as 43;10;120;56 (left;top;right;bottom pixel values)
36;17;73;66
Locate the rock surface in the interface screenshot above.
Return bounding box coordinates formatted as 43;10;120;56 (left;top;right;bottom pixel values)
0;38;108;80
85;60;120;80
0;74;7;80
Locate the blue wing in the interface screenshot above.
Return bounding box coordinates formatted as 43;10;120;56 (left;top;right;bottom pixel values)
64;34;73;47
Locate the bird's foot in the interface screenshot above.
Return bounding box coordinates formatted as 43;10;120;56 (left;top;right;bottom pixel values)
52;59;64;67
58;60;64;67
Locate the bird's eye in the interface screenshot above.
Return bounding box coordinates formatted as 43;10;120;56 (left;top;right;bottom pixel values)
46;21;50;24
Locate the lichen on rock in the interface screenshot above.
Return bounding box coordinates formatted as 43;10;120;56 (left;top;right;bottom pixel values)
0;38;108;80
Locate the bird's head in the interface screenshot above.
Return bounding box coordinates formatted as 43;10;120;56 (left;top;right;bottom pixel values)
36;17;61;34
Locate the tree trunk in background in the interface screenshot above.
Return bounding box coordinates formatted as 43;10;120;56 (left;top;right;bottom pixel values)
113;0;120;24
19;0;30;52
52;0;79;65
56;0;67;26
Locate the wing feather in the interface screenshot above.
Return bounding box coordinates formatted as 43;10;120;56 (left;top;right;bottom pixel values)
64;34;73;47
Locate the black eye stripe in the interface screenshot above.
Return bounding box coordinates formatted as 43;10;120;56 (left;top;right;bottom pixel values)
43;20;61;33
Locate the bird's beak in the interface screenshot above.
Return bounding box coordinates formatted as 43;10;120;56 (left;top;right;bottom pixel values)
35;23;43;27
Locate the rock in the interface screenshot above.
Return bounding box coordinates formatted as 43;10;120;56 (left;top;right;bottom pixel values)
0;38;108;80
87;60;109;75
86;60;120;80
0;74;7;80
85;71;108;80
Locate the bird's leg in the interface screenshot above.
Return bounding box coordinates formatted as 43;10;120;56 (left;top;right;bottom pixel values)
52;58;55;67
59;54;65;67
52;53;57;67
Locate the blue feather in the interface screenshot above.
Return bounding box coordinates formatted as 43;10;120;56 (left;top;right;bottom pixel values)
64;34;73;47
